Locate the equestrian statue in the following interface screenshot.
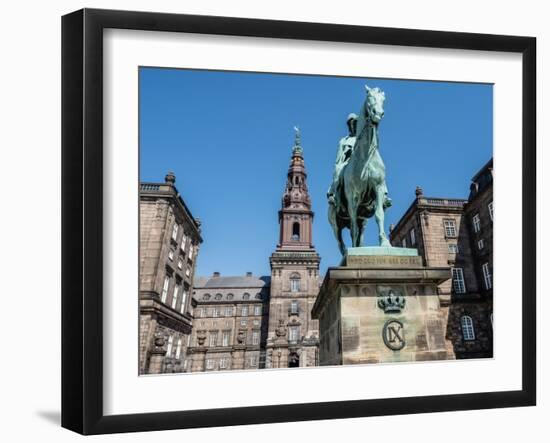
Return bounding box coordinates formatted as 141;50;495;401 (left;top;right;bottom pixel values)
328;85;392;256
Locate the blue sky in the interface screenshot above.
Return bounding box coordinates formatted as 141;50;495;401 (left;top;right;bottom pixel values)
140;67;492;277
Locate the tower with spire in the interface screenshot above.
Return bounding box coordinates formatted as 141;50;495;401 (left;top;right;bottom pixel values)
266;128;321;369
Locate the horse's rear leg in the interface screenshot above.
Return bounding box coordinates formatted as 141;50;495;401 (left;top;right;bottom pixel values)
329;204;347;256
358;218;366;246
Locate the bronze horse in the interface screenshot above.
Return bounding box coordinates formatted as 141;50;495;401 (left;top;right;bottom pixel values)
328;86;392;256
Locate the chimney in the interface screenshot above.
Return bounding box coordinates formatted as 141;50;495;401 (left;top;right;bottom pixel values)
213;271;220;277
246;272;253;277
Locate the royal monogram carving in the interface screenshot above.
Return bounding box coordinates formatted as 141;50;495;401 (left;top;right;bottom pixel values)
382;319;406;351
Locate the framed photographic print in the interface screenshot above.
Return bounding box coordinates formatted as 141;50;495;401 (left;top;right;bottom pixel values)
61;8;536;435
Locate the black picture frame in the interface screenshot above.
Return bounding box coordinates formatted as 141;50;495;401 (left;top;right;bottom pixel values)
61;8;536;435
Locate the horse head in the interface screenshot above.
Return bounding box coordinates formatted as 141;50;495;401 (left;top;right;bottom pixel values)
364;85;386;125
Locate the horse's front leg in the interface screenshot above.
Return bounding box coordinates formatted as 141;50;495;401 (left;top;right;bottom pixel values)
374;184;391;247
348;196;361;248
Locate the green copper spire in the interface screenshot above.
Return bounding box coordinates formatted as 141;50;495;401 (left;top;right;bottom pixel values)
292;126;303;155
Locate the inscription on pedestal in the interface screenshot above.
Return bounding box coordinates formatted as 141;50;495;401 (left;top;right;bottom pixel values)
344;255;423;268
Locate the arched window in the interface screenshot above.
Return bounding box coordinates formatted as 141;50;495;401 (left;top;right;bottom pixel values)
215;293;222;300
226;293;234;300
291;222;300;241
243;293;250;300
290;273;301;292
202;293;211;301
461;315;475;341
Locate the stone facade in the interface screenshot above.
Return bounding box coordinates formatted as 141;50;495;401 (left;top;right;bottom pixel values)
186;273;270;372
139;172;202;374
389;159;493;359
266;135;321;368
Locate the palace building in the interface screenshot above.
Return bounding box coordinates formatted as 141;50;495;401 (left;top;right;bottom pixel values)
138;172;202;374
389;159;493;358
186;273;270;372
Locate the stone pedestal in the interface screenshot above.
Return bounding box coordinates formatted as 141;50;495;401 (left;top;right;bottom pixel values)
148;350;166;374
231;346;246;370
311;247;455;366
189;348;207;372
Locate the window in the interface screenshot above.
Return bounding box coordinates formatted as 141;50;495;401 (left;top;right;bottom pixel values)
290;300;299;314
215;293;223;300
171;283;180;309
253;320;260;326
401;237;407;248
213;307;220;318
241;305;249;316
161;275;170;303
171;223;179;241
209;331;218;347
240;320;247;327
448;244;458;254
177;258;183;269
482;262;493;289
409;228;416;246
175;338;182;359
242;293;250;300
166;335;174;356
290;274;301;292
488;201;494;221
226;293;234;300
188;243;194;259
472;213;481;233
289;326;300;342
222;331;230;347
291;222;300;241
478;239;485;250
180;290;188;313
196;308;204;318
185;267;191;277
203;293;211;300
252;330;260;345
206;359;214;370
444;219;457;237
225;306;233;317
452;268;466;294
249;355;257;367
461;315;475;341
254;305;262;316
168;249;174;261
180;233;187;250
219;358;228;369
